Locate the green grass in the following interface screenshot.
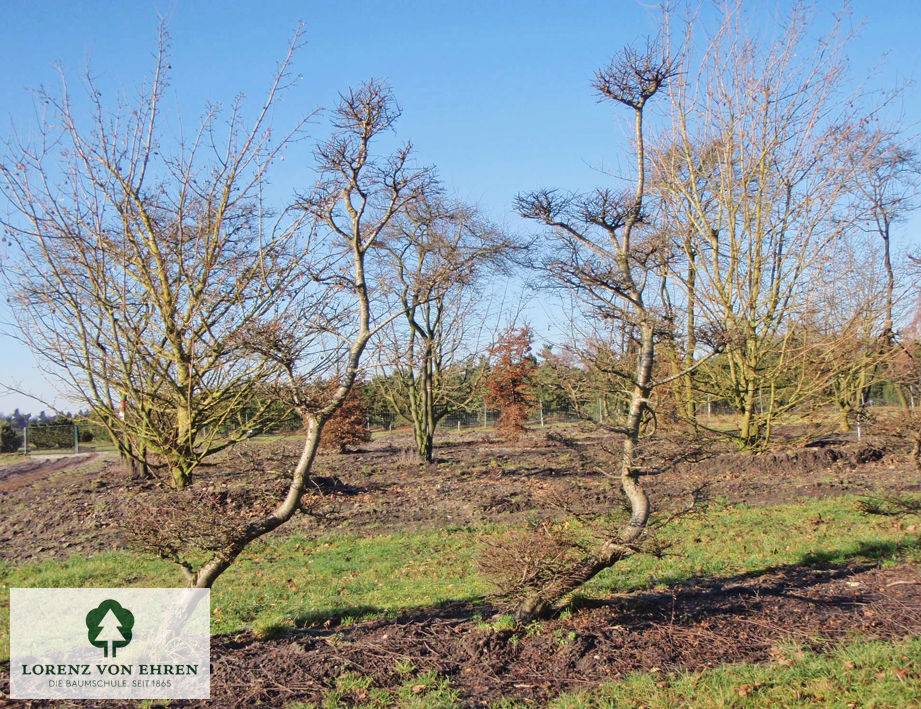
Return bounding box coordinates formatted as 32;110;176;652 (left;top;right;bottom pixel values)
0;527;494;661
2;492;920;672
76;440;119;453
580;494;921;598
213;527;492;638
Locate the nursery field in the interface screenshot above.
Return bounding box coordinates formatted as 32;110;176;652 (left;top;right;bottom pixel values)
2;424;921;707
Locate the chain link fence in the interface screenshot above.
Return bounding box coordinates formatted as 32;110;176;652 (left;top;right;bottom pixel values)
22;424;80;454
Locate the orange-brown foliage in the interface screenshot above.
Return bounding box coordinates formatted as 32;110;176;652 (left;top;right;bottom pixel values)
485;326;537;441
320;387;372;453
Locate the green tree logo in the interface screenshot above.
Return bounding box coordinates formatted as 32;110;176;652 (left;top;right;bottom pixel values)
86;599;134;657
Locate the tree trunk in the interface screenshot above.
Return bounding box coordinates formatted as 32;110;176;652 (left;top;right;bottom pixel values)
409;344;437;464
414;424;434;464
514;320;654;621
739;379;758;450
911;433;921;474
684;243;698;424
837;406;852;433
882;225;894;345
411;380;435;464
192;416;325;588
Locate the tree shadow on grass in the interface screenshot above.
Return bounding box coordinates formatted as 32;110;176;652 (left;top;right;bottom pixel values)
570;534;921;630
200;534;921;709
217;534;921;649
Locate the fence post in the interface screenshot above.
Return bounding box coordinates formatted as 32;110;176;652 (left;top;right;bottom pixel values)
74;425;79;454
23;426;28;455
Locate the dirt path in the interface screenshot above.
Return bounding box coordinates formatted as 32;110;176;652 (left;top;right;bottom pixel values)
0;453;100;492
0;452;120;561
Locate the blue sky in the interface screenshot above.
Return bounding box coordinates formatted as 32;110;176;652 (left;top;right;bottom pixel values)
1;1;919;415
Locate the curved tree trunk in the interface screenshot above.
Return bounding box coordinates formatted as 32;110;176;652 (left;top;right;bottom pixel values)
514;322;655;621
513;45;673;622
192;416;326;587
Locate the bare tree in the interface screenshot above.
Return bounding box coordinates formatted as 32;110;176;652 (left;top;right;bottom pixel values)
375;197;506;462
814;235;892;430
174;80;435;588
0;29;309;488
515;40;679;620
837;135;921;416
787;132;920;430
3;44;433;585
650;138;724;426
653;3;889;448
855;136;920;345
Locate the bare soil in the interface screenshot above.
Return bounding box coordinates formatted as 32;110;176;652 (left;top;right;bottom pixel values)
201;560;921;707
1;425;920;707
0;453;99;493
4;425;912;563
4;561;920;707
297;429;913;537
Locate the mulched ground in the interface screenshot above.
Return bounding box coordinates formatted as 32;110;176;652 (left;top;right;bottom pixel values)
0;426;916;564
201;560;921;707
2;425;921;707
5;560;920;707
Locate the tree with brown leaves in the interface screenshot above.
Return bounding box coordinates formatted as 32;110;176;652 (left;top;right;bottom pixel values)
320;387;371;454
485;326;537;441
